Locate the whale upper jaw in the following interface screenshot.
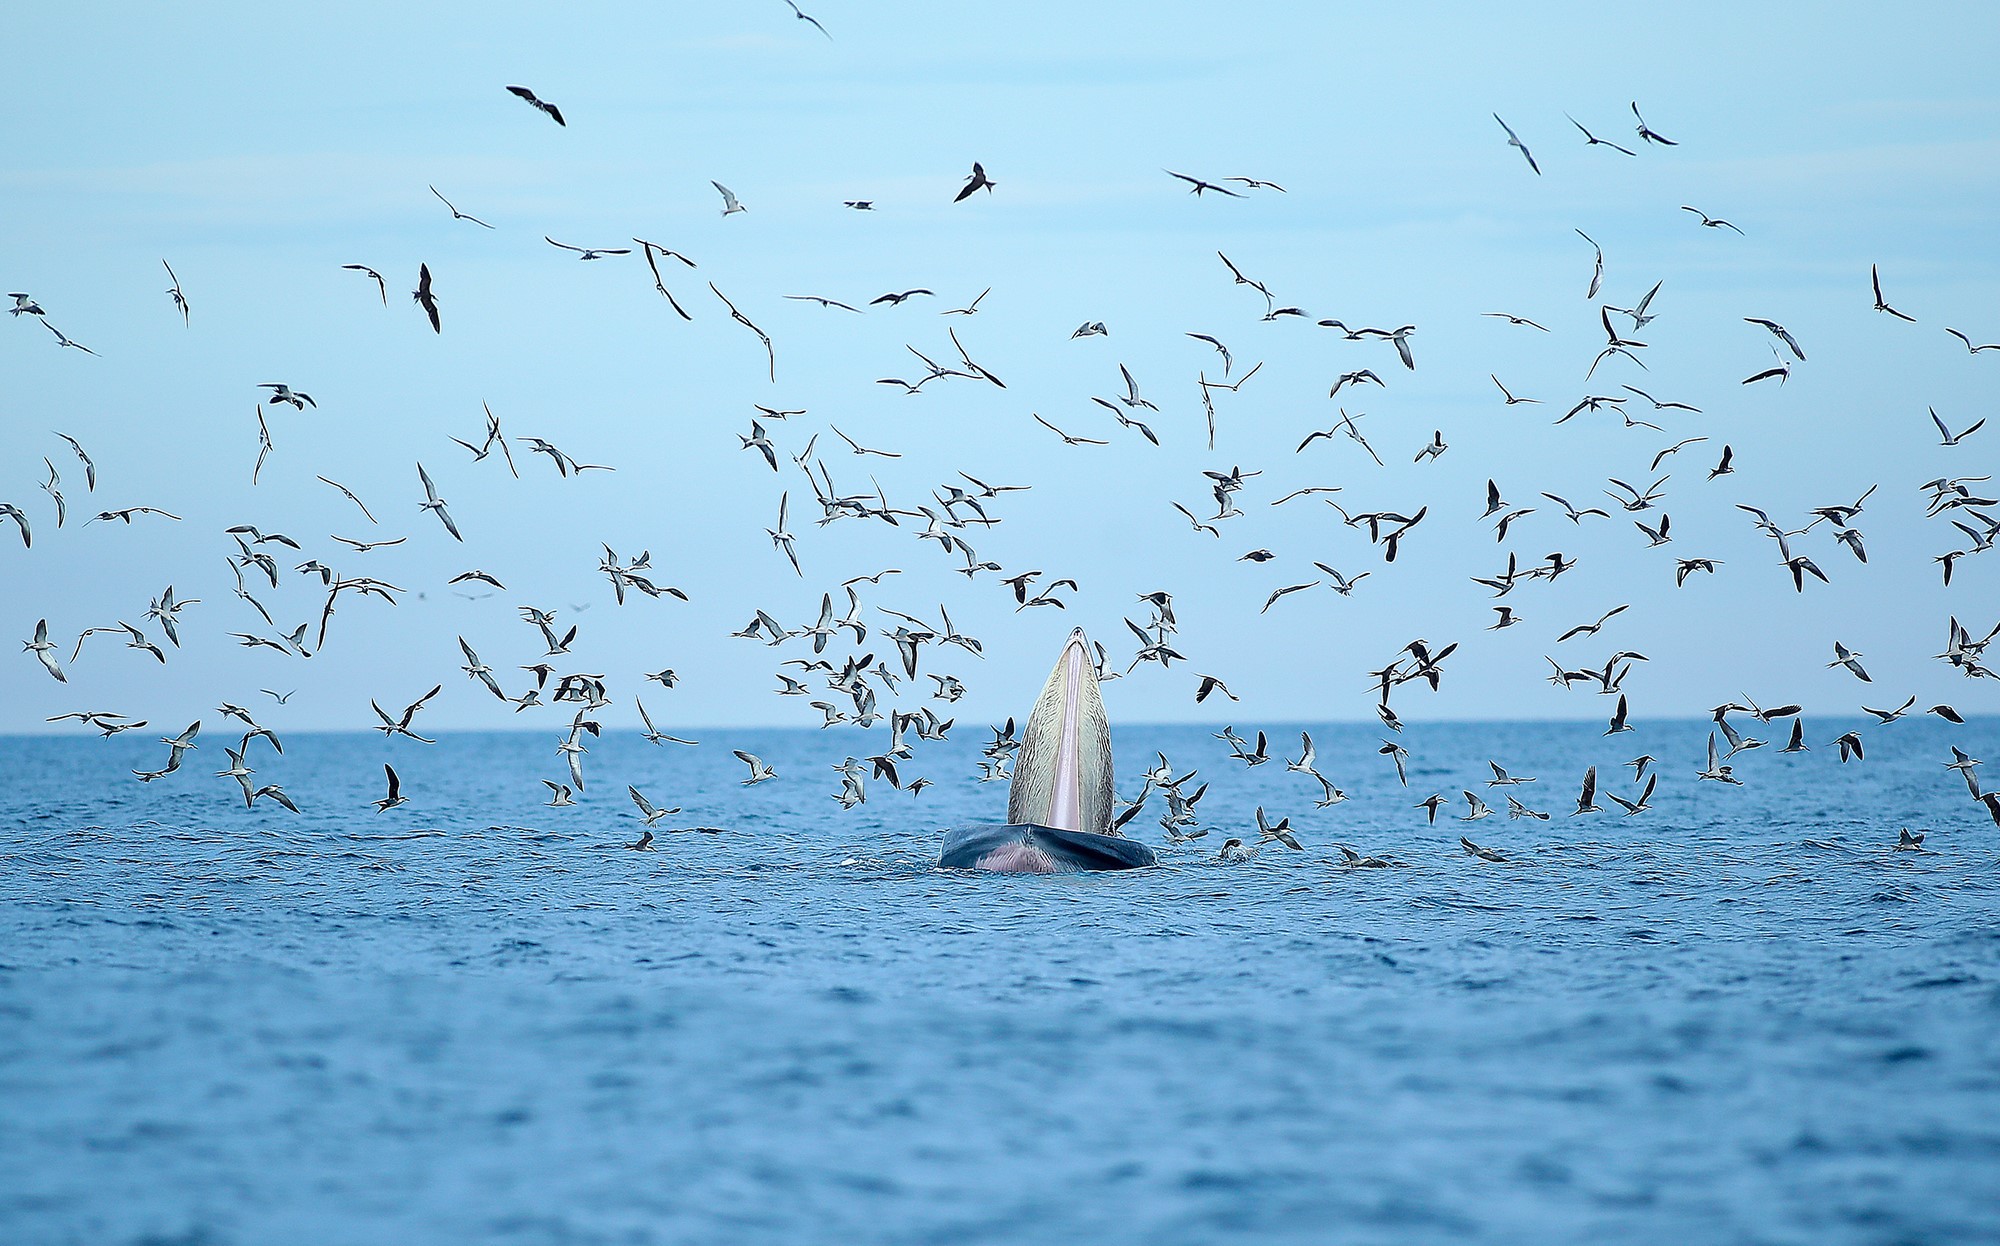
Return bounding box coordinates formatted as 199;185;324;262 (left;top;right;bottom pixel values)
1007;628;1114;837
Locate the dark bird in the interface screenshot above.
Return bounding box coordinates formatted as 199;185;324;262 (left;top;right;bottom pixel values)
1164;169;1244;196
1631;101;1677;145
506;85;565;126
1566;113;1636;156
373;764;408;812
954;162;995;202
1871;264;1915;322
411;263;439;333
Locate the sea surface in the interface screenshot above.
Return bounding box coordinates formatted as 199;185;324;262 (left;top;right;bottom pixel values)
2;718;1996;1245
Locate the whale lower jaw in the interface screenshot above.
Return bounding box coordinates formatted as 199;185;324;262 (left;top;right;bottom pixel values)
973;841;1062;874
940;824;1157;873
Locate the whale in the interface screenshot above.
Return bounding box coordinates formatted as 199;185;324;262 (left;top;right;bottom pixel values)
938;628;1157;872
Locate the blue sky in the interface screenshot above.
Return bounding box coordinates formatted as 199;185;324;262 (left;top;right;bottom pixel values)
3;1;1998;735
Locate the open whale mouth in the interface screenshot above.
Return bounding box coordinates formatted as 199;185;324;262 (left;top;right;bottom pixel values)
938;629;1157;873
1009;627;1113;837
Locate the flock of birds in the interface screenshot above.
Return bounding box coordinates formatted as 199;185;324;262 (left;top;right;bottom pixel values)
9;78;1999;865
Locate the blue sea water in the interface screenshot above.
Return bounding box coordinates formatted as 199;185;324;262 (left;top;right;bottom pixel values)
2;718;1997;1245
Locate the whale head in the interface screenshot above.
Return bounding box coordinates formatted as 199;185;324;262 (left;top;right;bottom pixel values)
1007;628;1114;835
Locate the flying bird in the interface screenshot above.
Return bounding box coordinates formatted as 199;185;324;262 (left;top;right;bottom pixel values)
1681;206;1744;234
1631;101;1676;145
416;463;462;541
954;162;995;202
1565;113;1636;156
545;237;631;260
342;264;387;303
782;0;831;38
411;263;439;333
1871;264;1915;322
428;185;494;228
506;85;565;126
1164;169;1244;196
1492;114;1540;174
373;764;408;813
162;260;189;325
1931;407;1985;446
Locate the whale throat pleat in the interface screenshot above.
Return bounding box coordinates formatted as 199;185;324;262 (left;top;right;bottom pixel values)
1008;631;1113;835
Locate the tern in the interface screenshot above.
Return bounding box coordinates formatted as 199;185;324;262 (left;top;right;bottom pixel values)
373;765;408;812
1745;317;1805;360
953;162;995;202
1861;696;1916;724
545;237;631;260
1606;774;1657;816
259;383;315;409
1492;114;1540;174
782;0;831;38
1571;766;1601;815
428;185;493;228
1931;407;1986;446
1566;113;1636;156
628;786;681;827
371;685;441;743
1681;206;1744;234
1164;169;1243;196
506;85;565;125
411;263;439;333
1630;101;1676;145
416;463;462;540
341;264;387;303
1870;264;1915;322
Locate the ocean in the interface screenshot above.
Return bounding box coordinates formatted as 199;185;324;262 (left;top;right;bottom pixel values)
2;717;1996;1244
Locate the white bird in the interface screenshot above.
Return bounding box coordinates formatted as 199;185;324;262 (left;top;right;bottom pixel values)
734;750;777;785
416;463;462;541
1828;642;1871;682
544;237;631;261
628;786;680;827
259;383;315;409
25;618;65;681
